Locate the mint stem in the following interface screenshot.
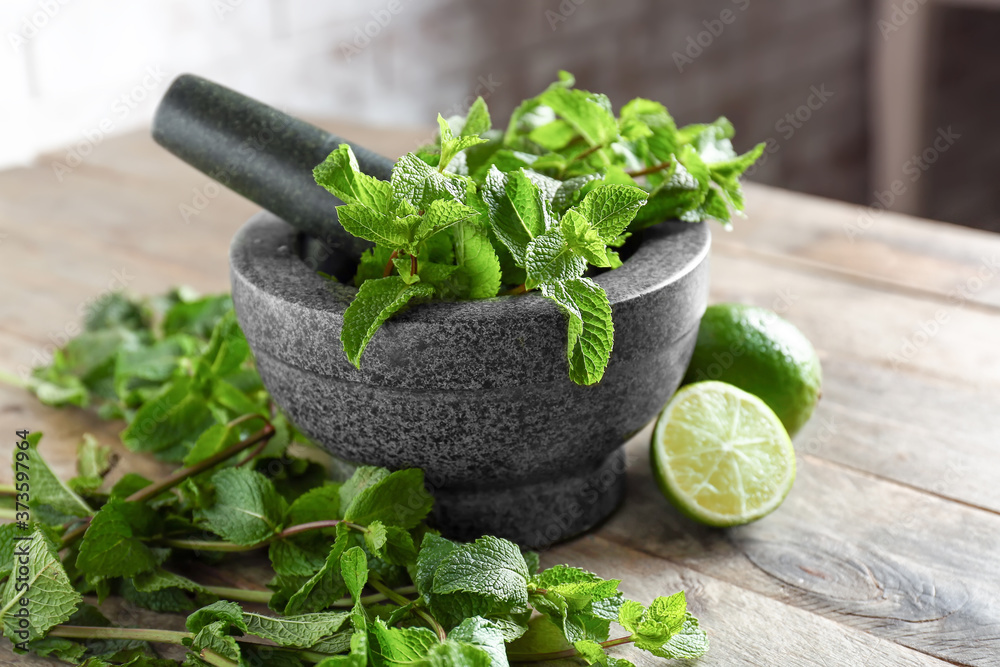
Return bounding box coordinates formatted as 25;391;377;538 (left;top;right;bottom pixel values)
200;648;239;667
0;483;16;496
625;160;672;178
159;518;363;552
370;577;446;643
505;283;528;296
201;585;274;604
507;635;634;663
0;509;18;521
199;583;418;608
0;369;27;389
60;421;275;547
384;249;400;277
49;625;193;644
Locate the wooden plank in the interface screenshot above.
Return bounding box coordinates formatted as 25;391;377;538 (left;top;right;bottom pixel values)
729;184;1000;309
798;356;1000;514
708;252;1000;389
600;434;1000;665
547;536;950;666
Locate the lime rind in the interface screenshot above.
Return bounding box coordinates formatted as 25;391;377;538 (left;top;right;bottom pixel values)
651;381;796;527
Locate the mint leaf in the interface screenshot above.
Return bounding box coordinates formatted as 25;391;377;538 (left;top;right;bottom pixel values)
76;500;159;578
538;85;618;147
182;421;240;467
653;612;710;659
432;536;529;608
424;641;492;667
524;228;587;289
343;468;433;530
282;523;352;615
570;185;647;242
369;618;438;665
341;277;434;368
391;152;466;208
270;483;344;576
198;468;286;545
414;199;480;244
120;376;213;455
314;144;394;211
448;617;508;667
243;610;350;648
0;528;81;644
539;278;614;385
69;433;113;494
343;546;369;598
438;114;489;171
415;533;460;598
481;167;548;262
337;202;414;248
461;97;492;137
560;210;616;268
133;568;202;595
25;432;93;519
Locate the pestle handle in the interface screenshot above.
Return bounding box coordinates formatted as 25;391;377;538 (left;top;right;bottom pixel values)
152;74;391;255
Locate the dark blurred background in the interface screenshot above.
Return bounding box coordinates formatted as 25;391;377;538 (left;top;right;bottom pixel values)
2;0;997;230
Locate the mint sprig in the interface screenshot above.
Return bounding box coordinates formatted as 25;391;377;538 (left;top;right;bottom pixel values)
2;286;709;664
313;72;759;385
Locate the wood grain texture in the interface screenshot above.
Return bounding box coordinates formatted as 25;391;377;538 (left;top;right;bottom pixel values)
2;125;999;664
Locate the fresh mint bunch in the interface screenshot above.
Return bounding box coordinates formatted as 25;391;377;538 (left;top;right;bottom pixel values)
3;288;709;665
313;72;761;386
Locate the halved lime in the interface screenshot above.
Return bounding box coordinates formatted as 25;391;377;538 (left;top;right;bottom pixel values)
651;381;796;527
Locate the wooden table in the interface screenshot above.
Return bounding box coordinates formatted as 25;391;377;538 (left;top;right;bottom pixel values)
2;122;999;666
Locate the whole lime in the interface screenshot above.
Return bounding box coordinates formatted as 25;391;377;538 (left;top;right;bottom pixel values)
682;303;821;437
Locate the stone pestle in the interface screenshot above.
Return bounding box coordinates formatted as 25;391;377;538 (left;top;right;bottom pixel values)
152;73;386;258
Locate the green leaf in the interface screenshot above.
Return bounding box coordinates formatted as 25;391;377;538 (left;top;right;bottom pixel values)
538;278;614;386
314;144;395;211
570;185;647;242
651;612;709;659
341;546;368;603
281;523;352;615
423;641;492;667
243;610;350;648
432;535;529;608
69;433;113;494
438;115;489;171
336;203;413;249
391;152;466;209
162;294;233;339
524;228;587;289
538;85;618;147
84;291;150;332
183;422;236;467
448;617;508;667
451;218;502;299
133;567;206;594
341;277;434;368
415;533;460;598
343;468;433;530
560;210;614;268
24;432;93;519
120;376;214;455
198;468;286;546
76;500;159;578
0;528;81;645
461;97;492;137
414;199;480;244
364;522;417;567
480;168;549;263
369;618;438;665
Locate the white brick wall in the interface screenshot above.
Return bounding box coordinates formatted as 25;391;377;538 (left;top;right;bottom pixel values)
0;0;453;169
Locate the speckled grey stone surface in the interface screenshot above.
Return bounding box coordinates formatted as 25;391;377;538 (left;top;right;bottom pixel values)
231;212;710;547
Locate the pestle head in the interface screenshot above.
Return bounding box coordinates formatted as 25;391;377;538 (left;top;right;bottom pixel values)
152;74;394;257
